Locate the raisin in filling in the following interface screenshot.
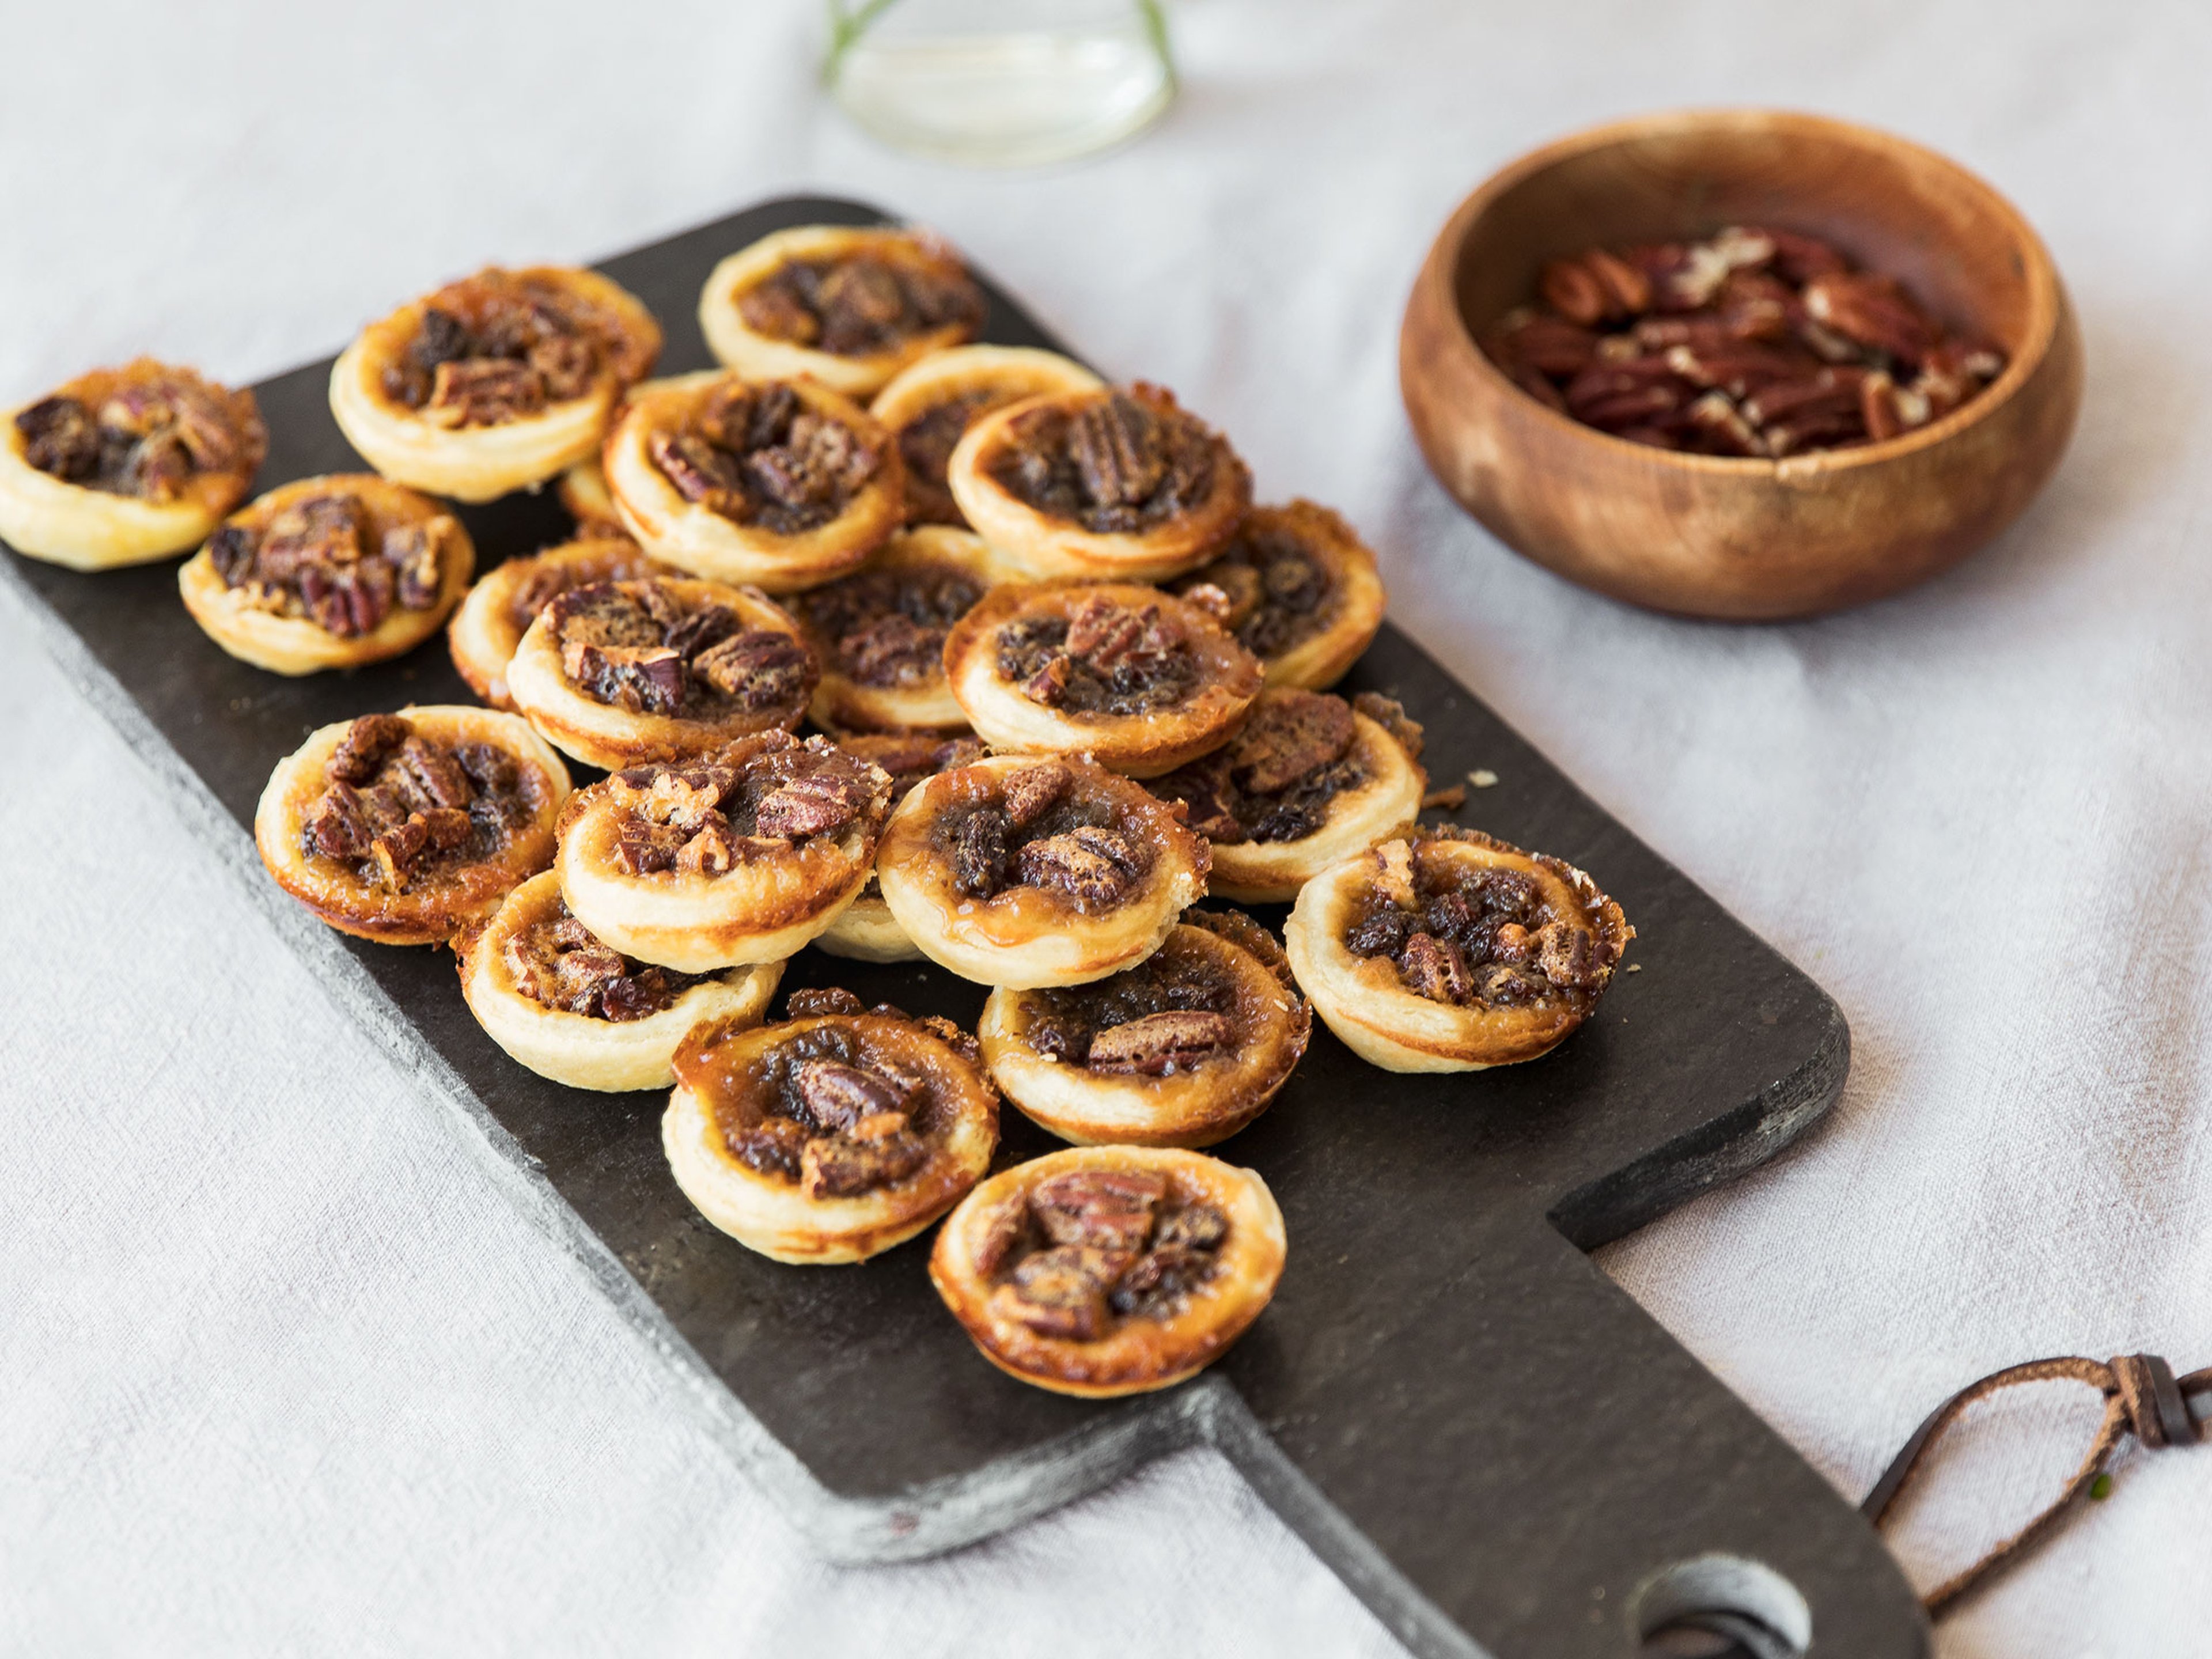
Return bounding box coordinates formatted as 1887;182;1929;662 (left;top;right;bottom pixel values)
16;372;255;502
987;387;1218;535
979;1170;1230;1339
546;579;815;721
648;381;882;535
794;562;985;689
994;593;1199;717
207;494;452;638
896;389;997;524
380;272;612;426
737;253;984;359
504;899;705;1021
608;737;884;878
298;714;537;892
717;1022;941;1197
1153;690;1404;845
1024;937;1240;1075
930;760;1154;912
1175;525;1337;661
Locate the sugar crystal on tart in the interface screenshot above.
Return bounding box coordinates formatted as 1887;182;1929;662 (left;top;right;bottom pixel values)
697;225;986;398
1168;500;1387;691
503;574;816;770
942;581;1262;777
1284;827;1632;1073
602;370;903;593
929;1146;1286;1397
178;475;473;675
1150;688;1427;904
945;382;1251;582
662;986;999;1264
255;707;570;945
874;753;1210;989
457;870;781;1092
815;732;987;964
448;536;658;710
329;265;660;502
556;732;893;972
0;359;267;571
869;344;1104;527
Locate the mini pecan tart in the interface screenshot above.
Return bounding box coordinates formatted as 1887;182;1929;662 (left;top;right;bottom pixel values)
1168;501;1387;690
942;581;1262;777
816;733;987;963
457;871;781;1092
1284;829;1633;1073
788;526;1013;732
1151;690;1427;904
663;987;999;1264
556;457;623;533
980;911;1310;1149
256;707;570;945
448;536;658;709
329;266;660;502
930;1146;1285;1398
874;754;1210;989
946;382;1251;582
178;475;472;675
557;733;893;971
697;225;986;398
602;371;903;592
869;344;1103;527
0;359;266;571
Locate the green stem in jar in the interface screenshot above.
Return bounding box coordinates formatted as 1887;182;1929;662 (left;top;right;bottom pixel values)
822;0;904;87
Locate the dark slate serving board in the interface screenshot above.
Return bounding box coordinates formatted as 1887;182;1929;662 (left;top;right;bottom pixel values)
3;196;1927;1659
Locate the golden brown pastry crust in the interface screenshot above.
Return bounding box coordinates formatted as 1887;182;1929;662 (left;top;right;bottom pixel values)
1172;501;1388;691
663;1007;999;1264
869;345;1104;527
1283;829;1633;1073
329;266;660;503
448;536;657;710
980;912;1311;1149
178;475;474;676
874;754;1210;989
556;458;623;532
698;225;984;397
0;359;266;570
929;1145;1286;1397
601;370;903;592
457;871;781;1091
503;574;813;768
254;706;570;945
941;581;1263;778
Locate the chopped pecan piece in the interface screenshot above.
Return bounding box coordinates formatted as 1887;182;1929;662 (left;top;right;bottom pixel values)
949;806;1010;897
999;761;1072;828
691;630;815;709
790;1058;908;1132
728;1115;809;1179
1229;690;1354;794
1015;828;1135;906
1397;931;1472;1003
753;769;866;839
615;817;691;875
328;713;411;785
787;986;869;1019
1031;1169;1165;1252
1003;1246;1130;1339
801;1119;930;1198
1084;1010;1235;1075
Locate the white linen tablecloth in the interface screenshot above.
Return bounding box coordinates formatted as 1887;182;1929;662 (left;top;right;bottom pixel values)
4;2;2207;1653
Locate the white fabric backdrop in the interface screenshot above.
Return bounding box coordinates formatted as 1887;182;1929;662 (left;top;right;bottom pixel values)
3;1;2207;1653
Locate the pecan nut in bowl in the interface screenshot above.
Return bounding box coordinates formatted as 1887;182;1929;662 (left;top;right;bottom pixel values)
556;733;893;972
980;911;1311;1149
1283;828;1632;1073
178;475;474;675
1166;500;1387;691
662;990;999;1264
874;754;1210;990
869;344;1103;528
0;359;266;571
503;573;816;770
697;225;986;399
942;581;1263;778
328;265;660;503
929;1145;1286;1398
813;733;986;964
255;707;570;946
447;536;659;710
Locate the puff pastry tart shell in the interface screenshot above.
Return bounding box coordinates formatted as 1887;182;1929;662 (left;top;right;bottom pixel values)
179;475;473;675
980;910;1310;1149
0;359;266;570
448;536;657;710
813;734;985;964
557;458;623;533
930;1145;1286;1397
664;1000;999;1264
697;225;986;397
1284;828;1632;1073
874;753;1210;989
1171;500;1387;691
255;707;570;945
458;871;781;1091
869;344;1102;527
329;265;660;503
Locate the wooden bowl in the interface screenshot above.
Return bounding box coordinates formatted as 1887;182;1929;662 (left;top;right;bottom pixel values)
1400;109;2083;620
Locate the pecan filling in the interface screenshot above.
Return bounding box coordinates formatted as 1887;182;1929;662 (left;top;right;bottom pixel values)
607;736;887;877
930;760;1156;912
1025;937;1241;1075
995;593;1199;716
980;1170;1230;1339
505;899;705;1021
647;381;882;535
15;370;260;502
207;493;454;638
504;544;651;634
381;272;622;426
737;252;984;359
1174;526;1337;661
896;389;998;524
1155;690;1416;845
1485;226;2007;456
839;733;987;805
546;579;815;721
987;385;1218;535
299;714;538;892
794;562;986;690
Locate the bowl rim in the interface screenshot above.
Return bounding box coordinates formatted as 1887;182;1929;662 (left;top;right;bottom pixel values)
1418;106;2066;480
